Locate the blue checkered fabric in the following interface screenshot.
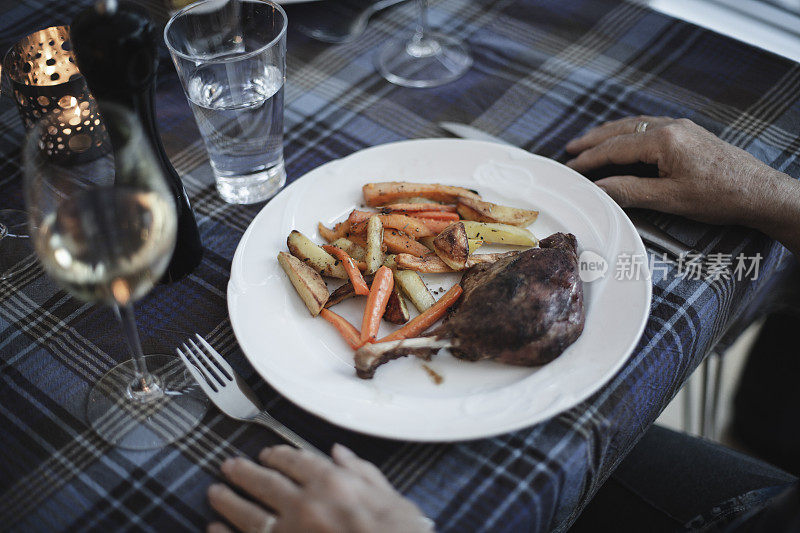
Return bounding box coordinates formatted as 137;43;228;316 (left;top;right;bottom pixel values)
1;0;798;531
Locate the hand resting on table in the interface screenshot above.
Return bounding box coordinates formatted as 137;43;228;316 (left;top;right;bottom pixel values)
207;444;431;533
565;116;800;257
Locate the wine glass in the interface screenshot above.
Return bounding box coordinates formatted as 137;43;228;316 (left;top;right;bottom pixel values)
23;103;207;450
376;0;472;88
0;62;34;280
0;209;35;280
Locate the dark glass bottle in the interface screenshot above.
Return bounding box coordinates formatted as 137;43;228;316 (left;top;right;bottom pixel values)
71;0;203;283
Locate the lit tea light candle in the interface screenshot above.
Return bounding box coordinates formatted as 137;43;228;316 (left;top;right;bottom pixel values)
2;25;106;162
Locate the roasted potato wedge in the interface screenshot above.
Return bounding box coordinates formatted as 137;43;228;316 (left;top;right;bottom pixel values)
467;251;519;265
457;197;538;227
423;235;479;253
419;236;436;252
324;274;375;308
383;254;398;269
363;182;480;207
433;222;469;270
456;203;491;223
365;215;384;274
461;221;538;247
330;238;366;261
277;252;329;316
395;253;455;273
468;239;485;254
383;286;410;324
392;269;436;312
287;230;348;278
396;250;519;272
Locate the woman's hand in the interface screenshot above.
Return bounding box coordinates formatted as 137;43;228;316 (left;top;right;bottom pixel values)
565;116;800;256
207;444;431;533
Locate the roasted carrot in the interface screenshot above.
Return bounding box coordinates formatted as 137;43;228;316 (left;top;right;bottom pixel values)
360;266;394;344
349;213;433;238
347;209;374;225
363;182;481;206
383;230;431;257
322;245;369;296
408;211;461;221
414;218;453;234
320;309;363;349
318;221;350;242
380;203;458;213
379;284;463;342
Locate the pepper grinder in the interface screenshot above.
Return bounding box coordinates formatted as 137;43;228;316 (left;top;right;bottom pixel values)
71;0;203;283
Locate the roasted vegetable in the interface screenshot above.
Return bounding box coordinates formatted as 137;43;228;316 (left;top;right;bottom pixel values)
379;284;463;342
363;182;480;206
349;212;433;238
379;203;457;213
330;238;367;261
396;251;519;272
364;216;385;274
324;274;374;308
468;239;485;254
383;286;410;324
320;309;362;349
395;253;455;273
277;252;329;316
322;245;369;296
414;218;454;234
433;222;469;270
462;221;538;247
361;266;394;343
457;197;539;227
318;221;350;242
287;230;348;278
383;230;430;257
393;269;436;312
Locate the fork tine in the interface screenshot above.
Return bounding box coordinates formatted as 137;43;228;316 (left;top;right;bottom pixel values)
177;345;218;394
195;334;235;380
187;338;230;384
182;342;223;388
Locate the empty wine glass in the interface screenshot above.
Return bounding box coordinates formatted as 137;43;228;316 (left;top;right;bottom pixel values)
23;103;207;450
376;0;472;88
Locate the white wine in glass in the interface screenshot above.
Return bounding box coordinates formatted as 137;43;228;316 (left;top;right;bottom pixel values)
377;0;472;88
24;103;207;450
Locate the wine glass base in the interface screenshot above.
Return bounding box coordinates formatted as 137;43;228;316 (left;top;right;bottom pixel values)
0;209;35;281
377;32;472;88
86;354;208;450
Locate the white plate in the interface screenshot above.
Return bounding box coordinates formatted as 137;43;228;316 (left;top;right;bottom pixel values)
228;139;651;442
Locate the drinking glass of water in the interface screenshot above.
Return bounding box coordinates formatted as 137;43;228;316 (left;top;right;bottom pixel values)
164;0;288;204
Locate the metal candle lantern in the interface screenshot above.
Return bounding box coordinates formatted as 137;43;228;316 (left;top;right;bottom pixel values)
3;25;106;162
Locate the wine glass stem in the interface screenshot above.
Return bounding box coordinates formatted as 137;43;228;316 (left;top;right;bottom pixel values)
416;0;430;37
114;302;162;401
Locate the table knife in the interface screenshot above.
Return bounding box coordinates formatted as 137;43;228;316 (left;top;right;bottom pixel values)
438;121;694;257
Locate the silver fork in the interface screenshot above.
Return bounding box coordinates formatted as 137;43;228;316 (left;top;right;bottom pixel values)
177;334;324;456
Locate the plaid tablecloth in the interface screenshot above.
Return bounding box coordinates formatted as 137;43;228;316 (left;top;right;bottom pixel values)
1;0;798;531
